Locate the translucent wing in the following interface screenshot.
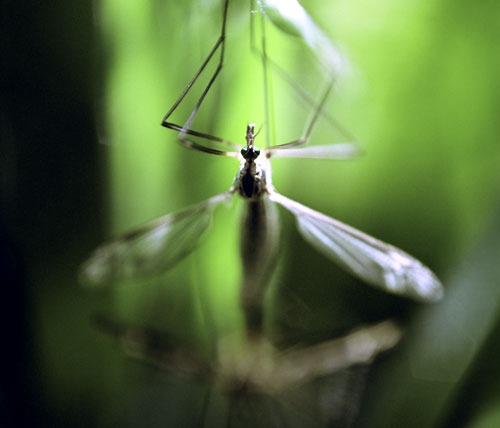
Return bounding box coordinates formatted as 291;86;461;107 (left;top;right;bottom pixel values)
266;143;362;160
93;316;212;376
269;320;402;391
269;192;444;302
80;192;232;286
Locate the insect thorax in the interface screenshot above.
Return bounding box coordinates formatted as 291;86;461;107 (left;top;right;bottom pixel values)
236;160;267;200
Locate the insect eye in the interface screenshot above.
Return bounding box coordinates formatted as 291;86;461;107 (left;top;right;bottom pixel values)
241;147;248;157
254;147;260;157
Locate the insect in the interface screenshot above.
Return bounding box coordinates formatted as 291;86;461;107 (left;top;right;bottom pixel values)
80;0;444;321
94;314;402;426
81;1;438;425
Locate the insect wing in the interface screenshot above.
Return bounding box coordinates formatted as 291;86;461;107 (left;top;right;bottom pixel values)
93;316;211;376
266;143;362;160
269;192;444;302
270;320;402;390
80;192;232;286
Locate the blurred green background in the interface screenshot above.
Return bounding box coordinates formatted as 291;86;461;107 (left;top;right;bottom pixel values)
2;0;500;426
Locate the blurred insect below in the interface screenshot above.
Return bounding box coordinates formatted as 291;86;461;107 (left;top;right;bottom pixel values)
80;0;443;327
94;314;402;427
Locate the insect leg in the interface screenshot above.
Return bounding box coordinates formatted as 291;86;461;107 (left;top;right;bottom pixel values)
161;0;240;154
267;78;335;151
250;1;357;145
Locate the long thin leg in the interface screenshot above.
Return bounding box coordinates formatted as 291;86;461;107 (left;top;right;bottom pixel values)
161;0;240;156
256;56;357;142
250;36;357;143
255;0;275;149
267;78;335;152
250;1;357;152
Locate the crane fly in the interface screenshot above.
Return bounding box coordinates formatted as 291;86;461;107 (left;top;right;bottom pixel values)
80;0;443;308
80;0;443;329
81;0;440;424
94;314;402;426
